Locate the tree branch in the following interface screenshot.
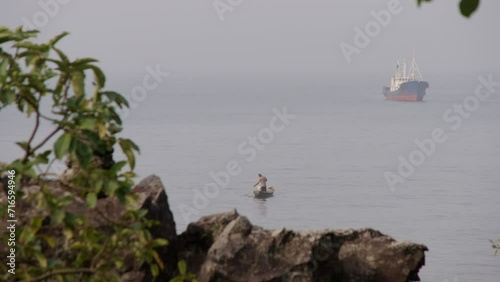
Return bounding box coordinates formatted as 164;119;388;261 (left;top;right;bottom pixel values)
22;92;59;121
63;80;71;100
22;95;42;163
42;158;57;177
29;125;62;155
91;236;111;269
21;92;62;163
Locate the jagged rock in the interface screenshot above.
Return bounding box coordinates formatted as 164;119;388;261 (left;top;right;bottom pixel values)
133;174;177;280
177;210;428;282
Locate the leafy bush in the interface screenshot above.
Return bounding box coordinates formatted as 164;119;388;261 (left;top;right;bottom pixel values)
169;261;198;282
490;239;500;256
0;26;167;281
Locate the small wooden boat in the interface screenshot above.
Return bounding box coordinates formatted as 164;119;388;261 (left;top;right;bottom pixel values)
253;187;275;199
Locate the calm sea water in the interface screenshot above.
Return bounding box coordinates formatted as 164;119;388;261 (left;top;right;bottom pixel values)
1;75;499;281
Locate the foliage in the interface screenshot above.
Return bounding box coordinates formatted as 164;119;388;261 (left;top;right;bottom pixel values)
170;261;198;282
0;26;167;281
490;239;500;256
417;0;480;18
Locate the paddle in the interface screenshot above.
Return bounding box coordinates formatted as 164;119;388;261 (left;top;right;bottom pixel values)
252;183;260;195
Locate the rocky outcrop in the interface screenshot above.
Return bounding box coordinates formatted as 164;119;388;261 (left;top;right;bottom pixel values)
177;210;428;282
133;175;177;280
1;175;427;281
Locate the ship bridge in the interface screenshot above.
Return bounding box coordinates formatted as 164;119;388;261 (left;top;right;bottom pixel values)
389;54;423;91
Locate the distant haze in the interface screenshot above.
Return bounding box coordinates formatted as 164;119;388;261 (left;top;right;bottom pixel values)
1;1;499;78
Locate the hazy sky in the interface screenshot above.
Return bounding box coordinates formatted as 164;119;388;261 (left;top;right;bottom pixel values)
1;0;499;77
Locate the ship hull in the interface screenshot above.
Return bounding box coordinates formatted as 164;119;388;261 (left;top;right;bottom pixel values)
383;81;429;101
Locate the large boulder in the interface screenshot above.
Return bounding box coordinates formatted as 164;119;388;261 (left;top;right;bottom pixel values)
177;210;427;282
133;174;178;280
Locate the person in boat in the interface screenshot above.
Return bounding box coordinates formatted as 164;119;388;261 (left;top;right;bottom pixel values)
254;174;268;192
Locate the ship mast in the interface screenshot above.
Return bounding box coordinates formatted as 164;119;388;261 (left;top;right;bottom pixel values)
403;59;406;78
409;50;422;81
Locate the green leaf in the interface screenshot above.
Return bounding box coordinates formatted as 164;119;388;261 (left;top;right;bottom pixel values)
15;141;30;151
89;65;106;88
31;216;43;233
86;192;97;208
416;0;432;6
459;0;479;17
110;161;127;174
31;150;50;166
79;118;96;130
52;209;65;224
115;259;124;269
0;30;13;44
119;138;139;170
136;209;148;218
102;91;129;108
116;189;127;204
13;41;48;52
72;57;98;66
38;234;56;248
53;47;70;65
16;97;25;112
96;122;107;138
0;58;8;74
53;72;68;96
23;166;38;179
108;107;122;125
178;260;187;275
20;228;35;244
58;195;74;207
63;227;73;242
155;238;168;247
75;252;88;265
66;95;85;111
94;177;104;192
103;180;119;195
153;238;169;247
70;242;84;250
54;132;71;159
121;138;139;152
0;90;16;105
82;129;106;152
63;212;80;228
151;252;165;272
150;264;159;277
75;141;93;168
48;31;69;46
71;70;85;97
34;253;48;268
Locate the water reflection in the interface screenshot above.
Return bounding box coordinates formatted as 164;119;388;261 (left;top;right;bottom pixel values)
254;198;267;216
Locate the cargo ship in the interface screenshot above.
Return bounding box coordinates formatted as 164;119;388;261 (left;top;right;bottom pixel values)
383;53;429;101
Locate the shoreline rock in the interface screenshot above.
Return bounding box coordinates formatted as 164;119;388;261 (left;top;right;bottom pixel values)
177;210;427;282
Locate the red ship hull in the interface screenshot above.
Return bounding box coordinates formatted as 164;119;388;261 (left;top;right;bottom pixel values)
385;94;419;101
